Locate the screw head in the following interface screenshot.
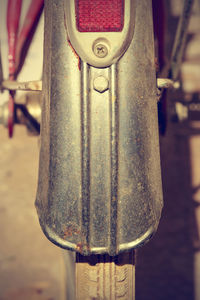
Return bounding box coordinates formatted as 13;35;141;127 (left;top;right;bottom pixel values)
93;39;109;58
94;44;108;58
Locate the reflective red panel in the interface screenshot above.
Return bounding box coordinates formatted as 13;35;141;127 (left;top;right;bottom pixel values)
75;0;124;32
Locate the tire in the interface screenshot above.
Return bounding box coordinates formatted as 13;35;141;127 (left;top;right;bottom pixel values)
75;250;135;300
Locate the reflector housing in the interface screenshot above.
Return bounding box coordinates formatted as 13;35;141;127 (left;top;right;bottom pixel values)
75;0;124;32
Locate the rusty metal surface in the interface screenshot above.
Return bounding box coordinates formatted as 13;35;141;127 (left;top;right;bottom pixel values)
36;0;163;256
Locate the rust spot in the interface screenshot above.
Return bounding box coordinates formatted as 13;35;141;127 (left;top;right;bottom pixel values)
62;223;90;254
76;241;90;255
76;242;84;253
63;224;81;239
67;39;81;71
64;11;81;70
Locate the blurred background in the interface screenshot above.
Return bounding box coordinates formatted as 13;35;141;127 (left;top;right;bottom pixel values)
137;1;200;300
0;1;64;299
0;0;200;299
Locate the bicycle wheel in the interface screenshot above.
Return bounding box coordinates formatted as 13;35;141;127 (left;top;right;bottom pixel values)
63;250;135;300
76;251;135;300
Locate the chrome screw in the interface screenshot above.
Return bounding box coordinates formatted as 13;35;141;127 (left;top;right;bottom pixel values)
93;43;108;58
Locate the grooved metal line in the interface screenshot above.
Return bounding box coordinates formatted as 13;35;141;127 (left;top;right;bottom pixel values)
81;62;91;250
109;64;119;255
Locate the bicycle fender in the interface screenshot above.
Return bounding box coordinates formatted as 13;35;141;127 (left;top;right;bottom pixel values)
35;0;163;256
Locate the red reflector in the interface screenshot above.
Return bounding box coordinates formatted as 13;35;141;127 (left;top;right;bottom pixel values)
75;0;124;32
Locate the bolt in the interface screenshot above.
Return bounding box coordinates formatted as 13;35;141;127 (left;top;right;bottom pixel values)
93;42;108;58
93;76;109;93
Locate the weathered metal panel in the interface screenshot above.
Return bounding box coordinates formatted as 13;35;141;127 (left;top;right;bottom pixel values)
35;0;163;256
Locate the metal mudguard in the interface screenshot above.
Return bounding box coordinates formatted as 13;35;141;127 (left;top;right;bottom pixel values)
35;0;163;256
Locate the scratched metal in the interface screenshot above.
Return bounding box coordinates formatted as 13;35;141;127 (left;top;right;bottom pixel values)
35;0;163;256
